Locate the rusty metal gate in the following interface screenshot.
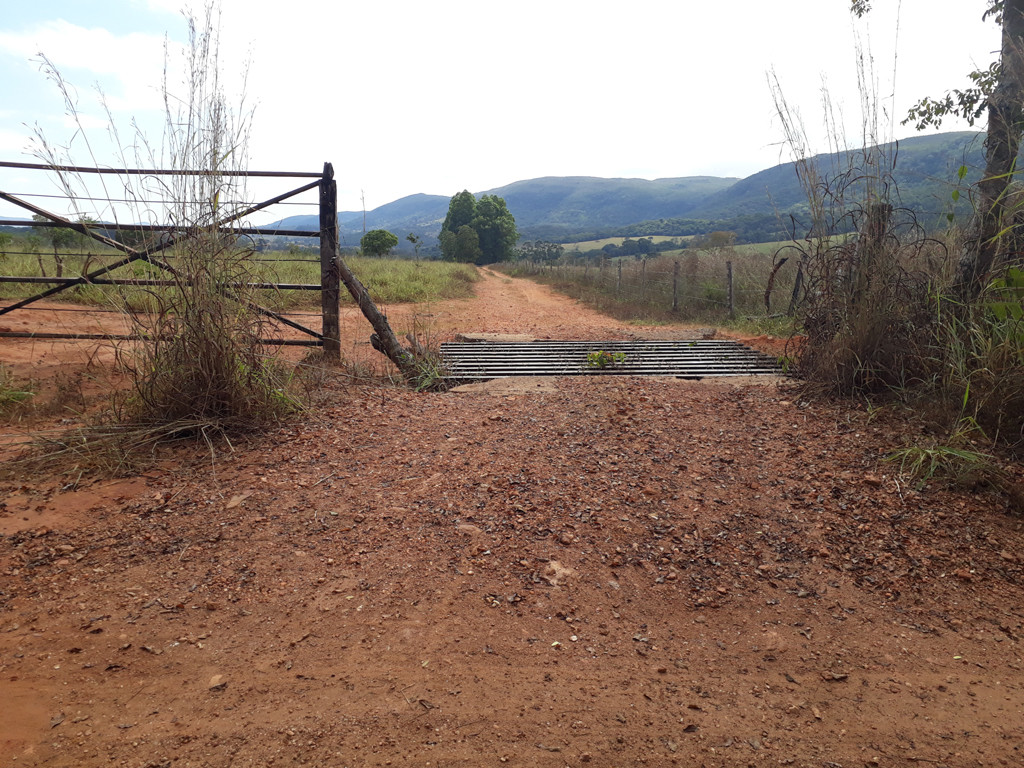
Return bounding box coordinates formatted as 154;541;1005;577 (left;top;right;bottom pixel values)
0;161;343;356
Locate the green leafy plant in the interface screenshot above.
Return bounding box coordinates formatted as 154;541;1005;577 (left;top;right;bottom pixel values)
987;266;1024;336
586;350;627;369
885;443;1002;491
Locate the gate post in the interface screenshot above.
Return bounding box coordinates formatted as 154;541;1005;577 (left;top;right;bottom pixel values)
319;162;341;359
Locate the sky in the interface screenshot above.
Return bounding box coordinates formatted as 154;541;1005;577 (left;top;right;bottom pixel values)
0;0;1002;223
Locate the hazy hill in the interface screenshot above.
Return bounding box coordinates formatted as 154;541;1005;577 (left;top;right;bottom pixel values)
266;130;989;249
488;175;737;229
267;176;737;247
687;131;983;223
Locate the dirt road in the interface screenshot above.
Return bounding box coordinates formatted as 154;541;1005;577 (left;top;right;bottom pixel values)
1;270;1022;767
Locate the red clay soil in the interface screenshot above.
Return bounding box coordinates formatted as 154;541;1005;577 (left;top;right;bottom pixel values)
1;269;1023;768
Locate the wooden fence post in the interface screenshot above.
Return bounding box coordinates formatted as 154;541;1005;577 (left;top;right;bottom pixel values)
617;259;622;295
319;163;341;359
727;260;735;319
672;260;680;312
322;162;416;378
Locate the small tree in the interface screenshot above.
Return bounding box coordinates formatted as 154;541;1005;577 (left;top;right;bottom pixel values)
406;233;422;260
361;229;399;257
31;213;79;277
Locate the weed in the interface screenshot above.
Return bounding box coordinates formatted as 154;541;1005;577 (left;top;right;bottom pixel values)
885;442;1002;491
586;350;627;369
398;315;452;392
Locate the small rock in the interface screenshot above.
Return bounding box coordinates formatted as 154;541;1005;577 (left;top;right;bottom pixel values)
541;560;574;587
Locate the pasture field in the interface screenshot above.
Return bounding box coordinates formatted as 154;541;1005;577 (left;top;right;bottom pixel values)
0;247;479;309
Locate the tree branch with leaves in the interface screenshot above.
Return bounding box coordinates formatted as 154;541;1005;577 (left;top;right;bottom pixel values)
853;0;1024;296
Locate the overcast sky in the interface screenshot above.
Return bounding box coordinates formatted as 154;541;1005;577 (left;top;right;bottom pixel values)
0;0;1001;221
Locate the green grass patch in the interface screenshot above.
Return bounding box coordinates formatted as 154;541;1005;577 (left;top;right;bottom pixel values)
0;249;480;310
0;364;33;410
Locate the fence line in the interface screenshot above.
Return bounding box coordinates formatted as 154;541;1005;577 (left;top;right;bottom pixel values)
509;251;799;318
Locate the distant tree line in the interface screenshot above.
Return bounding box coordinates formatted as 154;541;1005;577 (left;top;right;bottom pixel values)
520;212;792;246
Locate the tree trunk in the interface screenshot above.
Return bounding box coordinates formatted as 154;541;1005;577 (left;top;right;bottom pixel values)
958;0;1024;299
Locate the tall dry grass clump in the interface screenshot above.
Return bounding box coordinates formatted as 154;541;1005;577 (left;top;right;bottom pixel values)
112;7;297;433
25;2;299;464
773;67;1024;458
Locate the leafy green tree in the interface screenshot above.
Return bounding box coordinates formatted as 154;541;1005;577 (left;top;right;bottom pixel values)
439;190;519;264
442;190;477;234
439;224;482;263
470;195;518;264
516;241;564;262
360;228;399;257
31;214;91;277
692;230;737;250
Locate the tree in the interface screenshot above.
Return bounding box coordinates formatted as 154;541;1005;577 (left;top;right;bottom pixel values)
439;190;519;264
442;190;477;234
470;195;518;264
692;230;737;250
406;233;422;260
516;240;564;262
360;228;399;258
853;0;1023;297
440;224;482;263
31;213;89;277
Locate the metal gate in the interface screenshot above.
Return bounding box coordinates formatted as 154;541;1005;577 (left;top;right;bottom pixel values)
0;161;343;355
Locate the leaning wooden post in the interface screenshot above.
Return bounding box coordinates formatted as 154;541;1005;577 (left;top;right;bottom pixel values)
726;260;735;320
672;260;680;312
617;259;622;295
319;163;342;359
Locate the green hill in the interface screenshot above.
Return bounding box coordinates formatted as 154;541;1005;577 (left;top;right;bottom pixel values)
265;131;990;251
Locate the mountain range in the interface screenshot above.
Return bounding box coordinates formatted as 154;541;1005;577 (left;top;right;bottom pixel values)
102;131;990;252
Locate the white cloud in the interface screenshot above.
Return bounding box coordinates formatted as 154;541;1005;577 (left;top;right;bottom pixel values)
0;128;34;156
0;20;176;114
